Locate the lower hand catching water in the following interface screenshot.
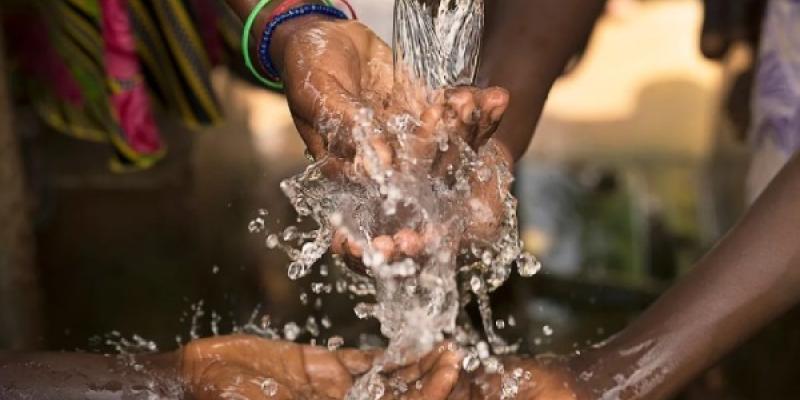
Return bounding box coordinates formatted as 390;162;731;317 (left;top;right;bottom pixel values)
181;335;463;400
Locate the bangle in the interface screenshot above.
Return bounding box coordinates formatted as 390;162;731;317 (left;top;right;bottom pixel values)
335;0;358;19
258;4;348;81
241;0;337;90
269;0;307;23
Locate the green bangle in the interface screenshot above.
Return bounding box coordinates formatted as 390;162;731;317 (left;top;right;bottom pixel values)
242;0;336;90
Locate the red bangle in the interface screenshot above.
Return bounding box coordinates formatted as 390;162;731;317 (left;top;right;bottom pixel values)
267;0;307;23
334;0;357;19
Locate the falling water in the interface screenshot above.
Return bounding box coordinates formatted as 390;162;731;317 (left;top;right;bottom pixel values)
256;0;542;398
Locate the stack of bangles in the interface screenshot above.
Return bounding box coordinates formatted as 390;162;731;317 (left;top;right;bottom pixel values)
242;0;357;90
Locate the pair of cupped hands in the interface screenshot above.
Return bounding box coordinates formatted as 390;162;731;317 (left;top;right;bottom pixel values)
181;335;581;400
179;17;583;400
271;16;513;268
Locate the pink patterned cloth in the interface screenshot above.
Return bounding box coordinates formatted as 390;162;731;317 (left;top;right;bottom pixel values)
100;0;162;155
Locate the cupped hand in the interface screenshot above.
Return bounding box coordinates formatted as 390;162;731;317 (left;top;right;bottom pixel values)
274;17;511;272
449;356;588;400
181;335;463;400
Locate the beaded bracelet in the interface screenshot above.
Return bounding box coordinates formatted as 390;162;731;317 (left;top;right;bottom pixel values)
259;4;348;81
242;0;338;90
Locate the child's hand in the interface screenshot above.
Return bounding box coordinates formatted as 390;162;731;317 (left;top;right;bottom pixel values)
181;335;463;400
450;356;588;400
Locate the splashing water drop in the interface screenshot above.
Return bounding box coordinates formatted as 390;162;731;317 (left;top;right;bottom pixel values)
354;303;376;320
517;253;542;277
259;378;278;397
283;322;301;341
265;234;280;249
327;336;345;351
249;218;266;233
543;325;554;337
470;275;482;293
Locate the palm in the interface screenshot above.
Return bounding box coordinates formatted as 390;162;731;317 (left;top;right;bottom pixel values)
278;19;511;271
181;335;462;400
449;357;585;400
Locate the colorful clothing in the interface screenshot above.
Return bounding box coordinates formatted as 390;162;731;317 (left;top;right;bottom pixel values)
748;0;800;200
3;0;241;171
752;0;800;156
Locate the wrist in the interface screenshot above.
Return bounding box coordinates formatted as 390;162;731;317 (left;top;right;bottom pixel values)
268;1;340;78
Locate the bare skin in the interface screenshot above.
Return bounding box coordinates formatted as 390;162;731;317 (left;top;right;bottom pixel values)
181;335;463;400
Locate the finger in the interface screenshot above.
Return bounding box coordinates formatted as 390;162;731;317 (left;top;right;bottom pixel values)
446;88;478;126
699;0;731;60
393;228;424;258
332;229;348;255
347;237;364;259
372;235;396;262
412;347;462;400
303;346;356;399
191;364;294;400
408;105;444;163
336;348;381;375
359;136;394;177
474;87;510;147
294;118;329;161
416;105;444;139
389;342;454;383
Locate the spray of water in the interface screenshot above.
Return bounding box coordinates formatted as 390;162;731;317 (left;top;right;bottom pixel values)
257;0;542;397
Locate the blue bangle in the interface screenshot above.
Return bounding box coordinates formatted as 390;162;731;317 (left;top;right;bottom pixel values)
258;4;349;81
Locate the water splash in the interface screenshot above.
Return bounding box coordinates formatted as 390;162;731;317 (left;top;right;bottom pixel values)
252;0;542;398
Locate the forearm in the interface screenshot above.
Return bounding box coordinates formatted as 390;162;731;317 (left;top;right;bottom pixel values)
573;155;800;399
481;0;606;162
0;352;181;400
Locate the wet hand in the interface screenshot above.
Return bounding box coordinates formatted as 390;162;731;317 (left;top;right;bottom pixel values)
450;356;587;400
330;86;512;270
181;335;463;400
272;17;511;271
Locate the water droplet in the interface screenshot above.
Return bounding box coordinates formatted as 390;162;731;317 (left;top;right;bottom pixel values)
462;352;480;372
470;275;482;293
305;317;319;337
327;336;344;351
283;322;301;341
517;253;542;277
282;226;299;241
354;303;375;319
259;378;278;396
265;234;280;249
288;262;310;280
248;218;265;233
320;316;332;329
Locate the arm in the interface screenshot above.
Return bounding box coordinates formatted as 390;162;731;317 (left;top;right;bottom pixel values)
454;155;800;399
0;352;179;400
481;0;607;162
568;154;800;399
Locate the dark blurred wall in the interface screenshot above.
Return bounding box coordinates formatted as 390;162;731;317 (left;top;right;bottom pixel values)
0;30;43;350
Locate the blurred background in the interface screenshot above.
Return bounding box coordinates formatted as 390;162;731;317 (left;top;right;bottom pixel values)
1;0;797;398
